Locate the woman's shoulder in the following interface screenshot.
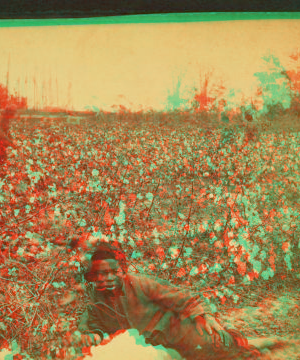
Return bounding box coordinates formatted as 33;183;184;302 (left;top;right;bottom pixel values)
125;272;174;288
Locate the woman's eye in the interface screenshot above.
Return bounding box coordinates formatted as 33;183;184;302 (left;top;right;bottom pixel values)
98;270;118;276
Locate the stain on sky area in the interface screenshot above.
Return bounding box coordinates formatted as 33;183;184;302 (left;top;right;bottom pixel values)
0;18;299;111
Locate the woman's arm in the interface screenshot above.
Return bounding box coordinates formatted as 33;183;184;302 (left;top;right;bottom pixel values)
78;305;106;340
138;275;213;319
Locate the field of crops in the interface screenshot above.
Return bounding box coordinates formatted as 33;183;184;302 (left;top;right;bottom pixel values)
0;112;300;359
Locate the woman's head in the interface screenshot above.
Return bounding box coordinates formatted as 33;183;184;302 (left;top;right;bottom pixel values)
84;242;128;290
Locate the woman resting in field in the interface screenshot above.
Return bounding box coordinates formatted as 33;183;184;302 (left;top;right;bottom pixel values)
58;242;284;360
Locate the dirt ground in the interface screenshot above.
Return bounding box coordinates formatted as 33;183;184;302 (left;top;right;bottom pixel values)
218;287;300;359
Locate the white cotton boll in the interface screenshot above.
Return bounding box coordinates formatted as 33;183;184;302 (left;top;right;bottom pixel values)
0;348;11;360
87;330;184;360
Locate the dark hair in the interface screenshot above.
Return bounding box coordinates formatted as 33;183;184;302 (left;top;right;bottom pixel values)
84;242;128;282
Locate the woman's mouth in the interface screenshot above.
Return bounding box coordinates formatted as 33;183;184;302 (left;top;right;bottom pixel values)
106;285;116;290
97;283;116;290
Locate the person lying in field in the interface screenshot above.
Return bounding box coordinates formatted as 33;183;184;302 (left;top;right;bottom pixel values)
62;242;282;360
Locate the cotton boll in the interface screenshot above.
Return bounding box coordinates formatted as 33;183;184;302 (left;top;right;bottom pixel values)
0;349;9;360
88;330;184;360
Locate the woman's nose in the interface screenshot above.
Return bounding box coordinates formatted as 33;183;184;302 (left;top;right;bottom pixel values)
106;272;115;280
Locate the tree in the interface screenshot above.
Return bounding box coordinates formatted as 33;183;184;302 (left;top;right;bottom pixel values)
191;71;222;113
254;54;292;116
165;74;189;111
286;50;300;95
0;83;27;111
192;71;215;113
0;83;27;177
0;84;10;109
285;49;300;114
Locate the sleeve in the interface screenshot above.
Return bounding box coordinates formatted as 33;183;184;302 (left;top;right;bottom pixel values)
77;305;105;340
139;275;214;320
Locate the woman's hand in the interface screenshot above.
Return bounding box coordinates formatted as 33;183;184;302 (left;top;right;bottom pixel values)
56;330;102;347
80;332;102;347
48;331;102;357
195;314;234;348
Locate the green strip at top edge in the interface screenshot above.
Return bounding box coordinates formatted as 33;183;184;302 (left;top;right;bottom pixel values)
0;12;300;27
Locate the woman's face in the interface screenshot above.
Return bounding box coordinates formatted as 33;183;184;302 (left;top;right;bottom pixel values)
92;259;124;290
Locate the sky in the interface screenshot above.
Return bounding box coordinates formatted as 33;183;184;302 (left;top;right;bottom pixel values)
0;17;299;111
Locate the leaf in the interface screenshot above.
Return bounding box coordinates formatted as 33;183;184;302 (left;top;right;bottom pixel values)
152;228;159;238
259;251;267;261
210;303;218;313
41;319;48;327
25;231;33;239
252;260;262;273
115;212;126;226
261;270;270;280
169;247;180;259
77;218;87;227
251;244;260;257
232;295;239;304
146;192;153;202
128;237;135;247
131;251;142;260
52;282;66;289
189;266;199;276
11;340;20;353
50;324;56;334
119;201;126;211
184;247;193;257
210;263;223;273
92;169;99;177
8;268;17;276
